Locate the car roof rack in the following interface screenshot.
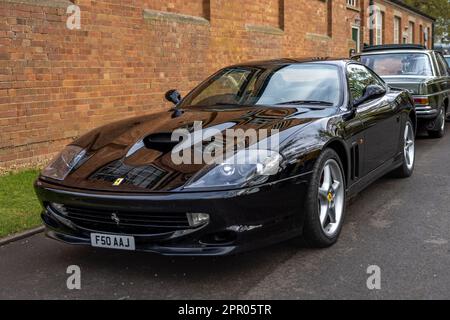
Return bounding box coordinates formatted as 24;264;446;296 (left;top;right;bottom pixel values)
362;44;427;53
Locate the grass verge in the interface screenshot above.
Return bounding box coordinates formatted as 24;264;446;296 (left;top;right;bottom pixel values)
0;170;42;238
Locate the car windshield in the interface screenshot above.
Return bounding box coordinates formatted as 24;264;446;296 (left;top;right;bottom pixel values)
359;53;433;76
180;64;342;108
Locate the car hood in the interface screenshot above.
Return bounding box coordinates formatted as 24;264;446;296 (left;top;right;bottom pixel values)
382;76;433;95
51;105;335;192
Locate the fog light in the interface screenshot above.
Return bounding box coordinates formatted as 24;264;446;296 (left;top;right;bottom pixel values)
186;213;209;227
50;203;68;216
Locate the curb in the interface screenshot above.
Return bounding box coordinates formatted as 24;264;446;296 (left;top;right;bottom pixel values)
0;226;45;247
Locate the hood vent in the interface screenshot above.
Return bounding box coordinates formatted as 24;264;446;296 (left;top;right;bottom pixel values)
143;133;179;153
90;160;167;189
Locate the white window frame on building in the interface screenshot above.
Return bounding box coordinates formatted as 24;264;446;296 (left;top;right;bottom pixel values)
394;16;401;44
408;21;415;44
347;0;358;8
375;10;384;45
352;25;361;52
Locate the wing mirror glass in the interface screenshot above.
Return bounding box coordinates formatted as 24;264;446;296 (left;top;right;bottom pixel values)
165;89;182;106
353;84;386;108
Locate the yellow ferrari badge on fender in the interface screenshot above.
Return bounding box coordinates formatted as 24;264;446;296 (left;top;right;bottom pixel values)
113;178;124;186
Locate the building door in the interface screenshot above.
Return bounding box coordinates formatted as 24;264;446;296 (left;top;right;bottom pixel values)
352;26;360;52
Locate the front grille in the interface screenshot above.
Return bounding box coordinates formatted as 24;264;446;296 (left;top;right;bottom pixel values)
56;204;191;235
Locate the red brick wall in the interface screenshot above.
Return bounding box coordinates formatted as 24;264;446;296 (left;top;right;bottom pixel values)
143;0;208;19
0;0;434;170
245;0;283;28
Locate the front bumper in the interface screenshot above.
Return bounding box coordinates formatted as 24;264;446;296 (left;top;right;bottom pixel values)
35;173;312;256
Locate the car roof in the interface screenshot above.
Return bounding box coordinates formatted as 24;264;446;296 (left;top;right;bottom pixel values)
356;49;433;56
362;44;428;52
357;44;435;56
230;57;351;68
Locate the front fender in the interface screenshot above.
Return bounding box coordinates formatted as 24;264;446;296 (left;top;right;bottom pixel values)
280;118;341;177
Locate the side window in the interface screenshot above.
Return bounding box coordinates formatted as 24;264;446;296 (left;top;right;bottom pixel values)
436;53;449;76
347;64;384;101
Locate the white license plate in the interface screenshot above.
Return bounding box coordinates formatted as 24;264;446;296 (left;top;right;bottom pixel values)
90;233;135;251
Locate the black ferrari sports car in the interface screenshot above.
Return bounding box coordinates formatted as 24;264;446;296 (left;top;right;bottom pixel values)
35;58;416;256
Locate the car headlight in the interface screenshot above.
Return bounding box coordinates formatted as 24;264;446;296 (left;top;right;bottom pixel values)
41;145;86;181
184;149;282;190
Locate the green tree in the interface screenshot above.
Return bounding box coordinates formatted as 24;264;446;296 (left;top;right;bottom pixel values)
403;0;450;43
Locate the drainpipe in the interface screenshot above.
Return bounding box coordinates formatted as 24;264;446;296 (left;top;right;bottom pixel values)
369;0;374;46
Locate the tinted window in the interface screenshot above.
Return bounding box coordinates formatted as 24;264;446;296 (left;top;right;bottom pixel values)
347;64;384;101
445;56;450;67
359;53;433;76
436;53;449;76
189;68;253;106
181;64;342;108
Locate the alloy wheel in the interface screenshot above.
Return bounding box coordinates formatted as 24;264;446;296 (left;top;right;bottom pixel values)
317;159;345;237
404;122;415;170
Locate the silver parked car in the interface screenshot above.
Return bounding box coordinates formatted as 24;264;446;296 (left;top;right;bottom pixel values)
354;44;450;138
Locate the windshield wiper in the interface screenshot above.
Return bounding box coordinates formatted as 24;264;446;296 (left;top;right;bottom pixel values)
276;100;334;106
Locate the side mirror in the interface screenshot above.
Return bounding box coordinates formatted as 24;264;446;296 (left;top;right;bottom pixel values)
165;89;182;106
353;84;386;107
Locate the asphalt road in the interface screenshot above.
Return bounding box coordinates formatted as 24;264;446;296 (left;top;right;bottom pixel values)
1;127;449;300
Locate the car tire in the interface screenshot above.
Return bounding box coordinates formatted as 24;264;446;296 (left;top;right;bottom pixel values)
392;119;415;178
302;148;346;248
428;107;446;138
